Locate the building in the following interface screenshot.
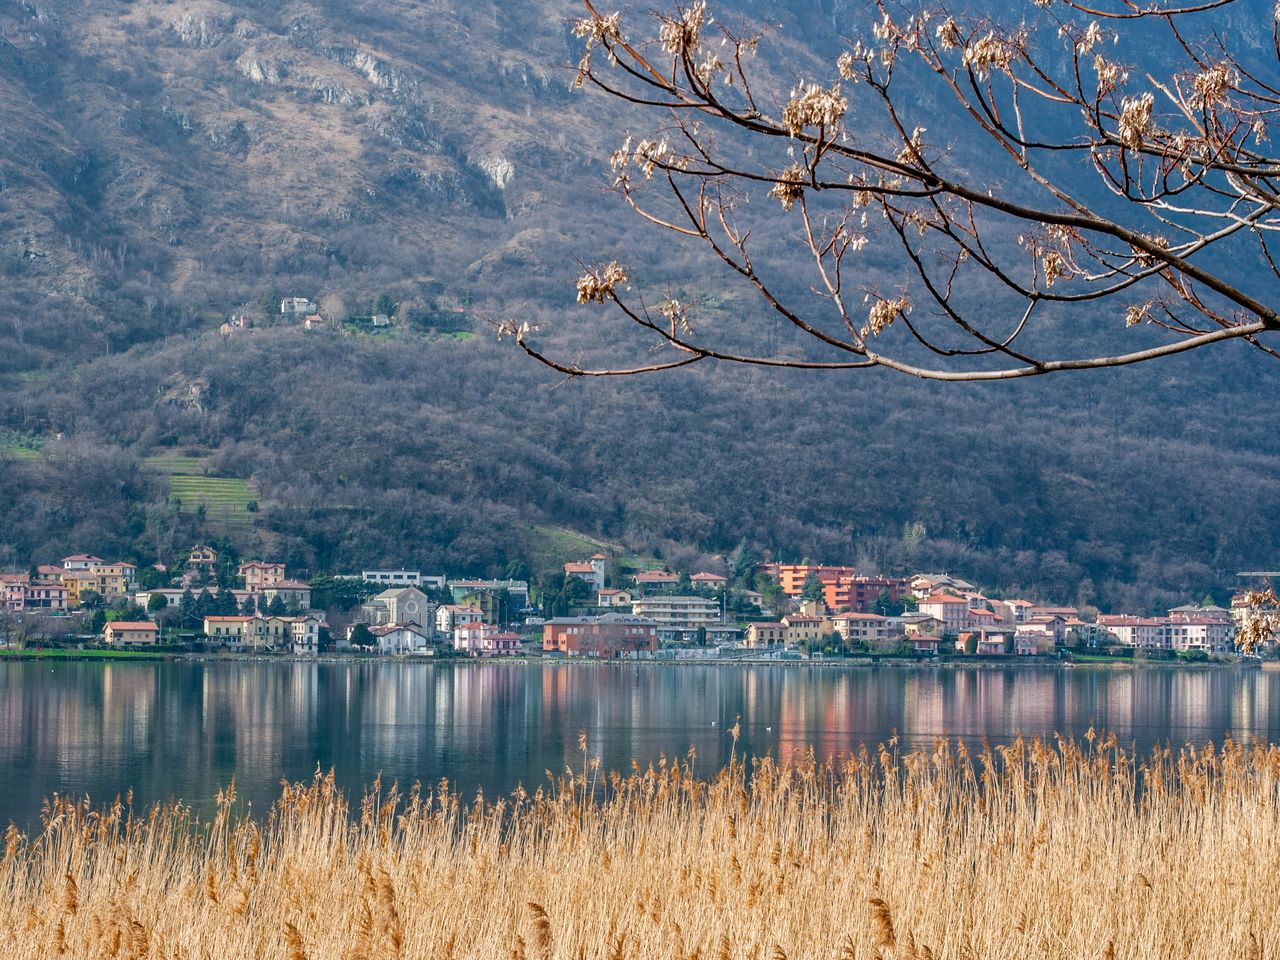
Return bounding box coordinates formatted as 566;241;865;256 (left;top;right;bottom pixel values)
280;296;317;316
630;595;720;642
910;636;942;655
285;615;323;655
826;576;907;613
916;594;972;635
781;614;825;648
909;574;977;599
563;555;607;593
362;570;424;587
744;622;787;648
436;604;482;634
61;554;104;572
596;589;633;608
774;564;858;596
633;570;680;595
690;572;728;592
363;587;433;628
103;621;159;646
829;612;894;647
453;622;521;656
448;580;530;619
542;614;659;657
239;562;286;591
20;579;69;611
185;545;219;571
371;623;432;655
1097;616;1170;650
203;615;299;650
900;614;945;637
990;598;1034;625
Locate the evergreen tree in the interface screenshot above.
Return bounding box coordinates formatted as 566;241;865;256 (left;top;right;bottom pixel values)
266;594;287;617
178;588;196;628
240;594;257;616
195;588;215;622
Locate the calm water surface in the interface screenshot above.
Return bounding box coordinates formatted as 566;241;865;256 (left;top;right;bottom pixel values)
0;660;1277;825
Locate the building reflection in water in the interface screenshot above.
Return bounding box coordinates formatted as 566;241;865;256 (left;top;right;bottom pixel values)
2;661;1280;825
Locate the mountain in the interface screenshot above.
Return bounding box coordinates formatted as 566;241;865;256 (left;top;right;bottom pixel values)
0;0;1277;611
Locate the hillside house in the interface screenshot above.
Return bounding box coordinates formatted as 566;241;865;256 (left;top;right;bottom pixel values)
238;561;286;591
632;570;680;595
596;589;632;608
280;297;317;316
61;554;104;572
690;572;728;591
186;545;219;570
564;555;606;593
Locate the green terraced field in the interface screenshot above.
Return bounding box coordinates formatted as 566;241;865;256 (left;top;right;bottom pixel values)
142;453;259;528
141;454;208;474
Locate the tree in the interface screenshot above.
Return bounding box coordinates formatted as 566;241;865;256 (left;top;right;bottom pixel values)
801;574;825;604
195;588;215;621
349;623;376;649
178;588;196;628
146;593;169;614
266;594;287;617
241;594;257;616
506;2;1280;381
137;566;169;590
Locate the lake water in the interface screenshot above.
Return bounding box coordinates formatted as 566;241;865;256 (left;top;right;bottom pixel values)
1;659;1277;826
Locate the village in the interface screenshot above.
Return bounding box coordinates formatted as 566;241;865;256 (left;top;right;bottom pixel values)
0;547;1257;662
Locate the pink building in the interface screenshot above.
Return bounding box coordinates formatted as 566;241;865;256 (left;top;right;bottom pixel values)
453;622;521;656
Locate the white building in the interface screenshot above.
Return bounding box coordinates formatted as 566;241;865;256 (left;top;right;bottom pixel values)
280;296;317;316
630;595;720;642
362;570;423;587
372;623;432;655
436;604;483;634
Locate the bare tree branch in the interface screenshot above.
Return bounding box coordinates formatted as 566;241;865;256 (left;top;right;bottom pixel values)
527;0;1280;381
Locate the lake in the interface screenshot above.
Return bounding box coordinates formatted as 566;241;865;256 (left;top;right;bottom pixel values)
0;659;1276;826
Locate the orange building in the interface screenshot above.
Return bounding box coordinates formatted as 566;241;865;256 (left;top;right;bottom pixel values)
773;564;905;612
775;564;858;596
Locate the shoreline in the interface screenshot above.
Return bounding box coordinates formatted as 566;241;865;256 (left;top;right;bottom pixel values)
0;649;1263;670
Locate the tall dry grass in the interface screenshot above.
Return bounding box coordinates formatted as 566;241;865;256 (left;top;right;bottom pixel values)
2;733;1278;959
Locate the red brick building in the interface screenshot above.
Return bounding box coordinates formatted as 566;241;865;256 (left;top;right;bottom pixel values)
543;614;658;657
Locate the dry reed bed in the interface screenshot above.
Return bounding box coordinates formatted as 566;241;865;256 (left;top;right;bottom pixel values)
2;735;1278;959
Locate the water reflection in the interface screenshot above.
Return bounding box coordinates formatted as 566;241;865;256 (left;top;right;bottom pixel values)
0;661;1277;826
